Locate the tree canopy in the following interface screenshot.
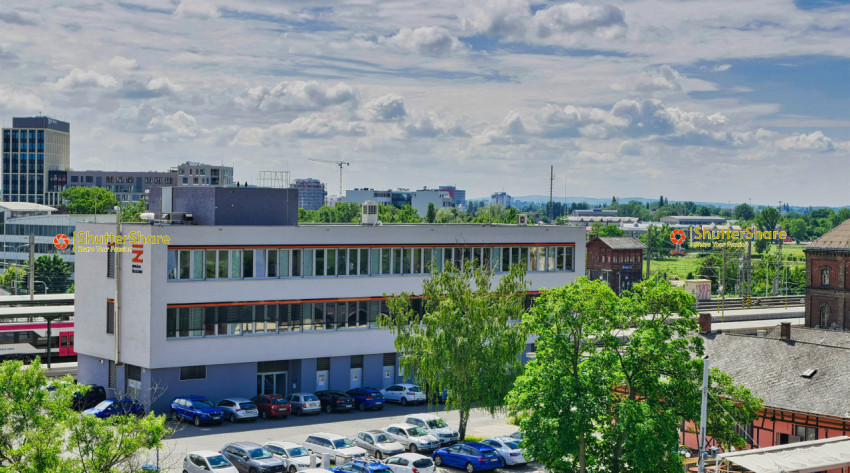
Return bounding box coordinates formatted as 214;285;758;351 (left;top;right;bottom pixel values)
59;187;118;214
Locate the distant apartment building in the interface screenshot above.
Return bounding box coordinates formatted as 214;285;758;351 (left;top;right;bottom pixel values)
439;185;466;208
63;170;177;203
660;215;726;225
491;192;513;208
292;178;327;210
2;116;71;206
572;209;618;217
343;188;454;218
174;161;233;187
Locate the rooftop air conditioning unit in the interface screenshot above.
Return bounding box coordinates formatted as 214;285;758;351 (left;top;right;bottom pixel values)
361;200;378;225
517;214;528;226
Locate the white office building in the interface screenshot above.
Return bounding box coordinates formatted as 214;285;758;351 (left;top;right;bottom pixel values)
74;187;585;412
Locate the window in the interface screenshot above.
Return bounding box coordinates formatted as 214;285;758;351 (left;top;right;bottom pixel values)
106;300;115;334
107;244;115;278
734;423;753;444
144;177;152;184
179;365;206;380
795;425;817;441
821;267;830;286
818;304;830;328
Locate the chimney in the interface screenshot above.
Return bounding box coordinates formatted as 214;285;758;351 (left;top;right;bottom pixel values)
698;313;711;333
780;322;791;341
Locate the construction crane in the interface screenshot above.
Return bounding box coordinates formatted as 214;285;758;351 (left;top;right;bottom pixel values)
309;158;350;195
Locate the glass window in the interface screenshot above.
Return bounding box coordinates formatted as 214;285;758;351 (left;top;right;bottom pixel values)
166;308;176;338
491;247;501;271
371;249;381;275
190;308;204;337
444;247;453;269
393;248;402;274
564;247;573;270
267;250;278;278
520;248;529;269
413;248;422;273
381;249;391;275
368;301;381;328
227;250;238;278
423;248;433;273
402;248;411;274
243;250;254;278
433;248;442;272
291;250;301;277
167;251;178;280
326;249;336;276
206;250;216;279
204;307;217;336
303;250;313;276
254;250;265;278
280;250;289;277
315;249;325;276
179;250;191;279
192;250;204;279
337;249;347;276
277;305;290;332
294;303;306;332
325;302;336;330
556;247;566;271
313;303;324;330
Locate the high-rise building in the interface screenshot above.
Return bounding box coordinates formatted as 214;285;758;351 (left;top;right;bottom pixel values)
292;178;326;210
439;185;466;208
2;116;70;205
491;191;513;208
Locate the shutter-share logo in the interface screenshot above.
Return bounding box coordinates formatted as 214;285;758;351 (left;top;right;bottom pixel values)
670;229;686;245
53;234;70;249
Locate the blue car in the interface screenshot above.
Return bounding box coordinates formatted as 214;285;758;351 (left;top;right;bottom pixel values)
433;442;503;473
347;387;385;411
83;398;145;418
170;395;223;426
330;460;393;473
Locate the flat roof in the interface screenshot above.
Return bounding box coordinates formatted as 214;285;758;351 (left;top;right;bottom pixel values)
717;436;850;473
0;202;56;212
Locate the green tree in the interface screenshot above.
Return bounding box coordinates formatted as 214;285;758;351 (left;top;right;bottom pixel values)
33;254;72;293
755;207;781;253
787;218;807;242
60;187;118;214
697;253;740;292
0;266;26;293
120;200;148;223
334;202;361;223
589;223;625;237
381;263;530;440
733;203;755;221
395;205;421;223
425;203;437;223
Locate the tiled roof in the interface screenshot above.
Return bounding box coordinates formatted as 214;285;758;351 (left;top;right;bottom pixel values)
592;236;647;250
806;219;850;251
703;331;850;419
764;325;850;349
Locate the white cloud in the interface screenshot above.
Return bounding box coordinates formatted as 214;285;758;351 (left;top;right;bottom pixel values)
52;68;120;89
474;111;528;145
364;94;407;122
146;77;181;94
613;65;683;94
531;3;626;41
238;81;358;112
383;26;466;57
712;64;732;72
0;84;45;112
145;111;209;142
403;112;466;138
109;56;138;70
463;0;531;38
775;131;836;152
173;0;220;19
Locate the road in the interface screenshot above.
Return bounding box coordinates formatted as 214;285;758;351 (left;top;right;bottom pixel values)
148;402;544;473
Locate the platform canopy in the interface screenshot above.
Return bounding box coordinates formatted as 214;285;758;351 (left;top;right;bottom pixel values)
716;436;850;473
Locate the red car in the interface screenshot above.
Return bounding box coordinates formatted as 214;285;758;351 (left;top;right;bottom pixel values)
251;394;292;419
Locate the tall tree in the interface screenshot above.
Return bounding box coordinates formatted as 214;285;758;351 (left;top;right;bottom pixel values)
755;207;781;253
381;263;529;440
425;203;437;223
60;187;118;214
589;223;625;237
33;254;73;293
120;200;148;223
732;203;755;221
395;204;421;223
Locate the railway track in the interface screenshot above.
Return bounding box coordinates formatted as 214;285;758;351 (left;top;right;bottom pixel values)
695;295;804;311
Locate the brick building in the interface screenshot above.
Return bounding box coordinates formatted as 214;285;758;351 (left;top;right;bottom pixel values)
586;236;646;294
804;219;850;330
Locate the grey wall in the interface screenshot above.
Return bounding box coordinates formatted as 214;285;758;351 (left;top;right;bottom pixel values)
329;356;350;391
149;187;298;226
149;362;256;414
363;354;384;388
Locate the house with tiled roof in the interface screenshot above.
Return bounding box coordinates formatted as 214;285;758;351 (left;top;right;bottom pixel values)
586;236;646;294
805;219;850;330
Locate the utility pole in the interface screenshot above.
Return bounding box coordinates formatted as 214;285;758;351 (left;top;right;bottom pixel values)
698;355;710;473
549;165;554;223
28;235;34;300
720;243;726;322
646;225;652;280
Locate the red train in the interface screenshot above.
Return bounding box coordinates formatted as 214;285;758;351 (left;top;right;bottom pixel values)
0;321;75;361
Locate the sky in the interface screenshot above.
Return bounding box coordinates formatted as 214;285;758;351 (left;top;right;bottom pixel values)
1;0;849;206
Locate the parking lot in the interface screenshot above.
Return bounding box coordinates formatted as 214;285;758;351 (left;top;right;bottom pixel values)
150;403;545;473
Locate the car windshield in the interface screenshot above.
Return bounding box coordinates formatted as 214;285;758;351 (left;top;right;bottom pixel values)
207;455;232;468
503;441;519;449
241;402;257;409
287;447;309;457
248;448;272;460
426;419;448;429
407;427;427;437
407;387;420;392
412;459;433;468
375;434;395;444
304;395;319;402
273;399;289;405
372;468;392;473
333;438;355;449
481;450;499;458
93;400;113;410
192;400;214;409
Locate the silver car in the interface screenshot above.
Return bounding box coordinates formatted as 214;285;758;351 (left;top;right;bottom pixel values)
383;424;440;453
286;393;322;416
353;430;405;460
265;441;317;473
217;398;259;423
183;450;238;473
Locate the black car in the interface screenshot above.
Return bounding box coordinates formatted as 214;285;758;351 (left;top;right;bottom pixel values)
314;390;355;413
72;384;107;411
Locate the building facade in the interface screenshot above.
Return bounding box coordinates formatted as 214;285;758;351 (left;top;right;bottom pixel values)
571;209;617;217
292;178;326;210
585;236;646;294
2;116;71;205
660;215;727;225
174;161;233;187
343;188;454;218
74;188;585;412
439;186;466;209
490;192;512;208
64;170;177;203
804;219;850;330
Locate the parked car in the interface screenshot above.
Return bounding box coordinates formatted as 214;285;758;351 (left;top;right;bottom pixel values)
304;433;368;465
508;432;522;441
71;384;107;411
253;394;292;420
432;443;503;473
329;460;393;473
384;453;435;473
286;393;322;416
346;387;385;411
403;414;459;445
380;384;425;406
481;438;526;466
184;450;238;473
83;398;145;418
170;395;223;426
353;430;405;460
315;390;355;413
383;424;440;453
265;441;317;473
221;442;287;473
218;398;259;423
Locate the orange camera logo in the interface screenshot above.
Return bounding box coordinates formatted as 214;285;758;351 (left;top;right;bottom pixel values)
53;234;70;250
670;229;686;245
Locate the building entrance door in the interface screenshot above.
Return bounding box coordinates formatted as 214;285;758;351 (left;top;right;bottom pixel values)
257;372;287;396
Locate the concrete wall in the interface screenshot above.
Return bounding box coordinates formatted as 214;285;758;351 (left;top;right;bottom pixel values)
149;362;256;414
148;187;298;226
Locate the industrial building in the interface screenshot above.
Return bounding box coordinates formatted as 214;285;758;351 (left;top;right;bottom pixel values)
74;188;585;412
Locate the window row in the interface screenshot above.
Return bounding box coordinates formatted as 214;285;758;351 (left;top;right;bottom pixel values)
167;245;574;281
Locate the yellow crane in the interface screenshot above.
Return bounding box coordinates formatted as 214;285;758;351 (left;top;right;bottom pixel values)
309;158;350;195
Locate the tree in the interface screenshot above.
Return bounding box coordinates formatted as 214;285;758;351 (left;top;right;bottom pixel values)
0;266;26;292
755;207;781;253
733;203;755;221
120;200;148;223
395;204;421;223
60;187;118;214
381;263;530;440
787;218;807;242
33;254;73;293
425;203;437;223
589;223;625;237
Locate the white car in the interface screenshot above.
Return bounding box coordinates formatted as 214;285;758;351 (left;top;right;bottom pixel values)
380;384;426;406
403;414;459;445
265;441;317;472
304;433;368;465
384;453;435;473
217;397;259;423
183;450;238;473
481;438;526;465
353;430;405;460
383;424;441;453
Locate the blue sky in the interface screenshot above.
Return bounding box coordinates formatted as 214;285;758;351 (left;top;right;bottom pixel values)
0;0;848;206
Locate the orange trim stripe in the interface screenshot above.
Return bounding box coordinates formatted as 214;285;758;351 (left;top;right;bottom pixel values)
167;291;541;308
168;243;576;250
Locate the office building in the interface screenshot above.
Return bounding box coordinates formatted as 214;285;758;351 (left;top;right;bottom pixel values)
174;162;234;187
74;187;585;412
63;170;177;203
292;178;327;210
342;188;454;218
2;116;70;205
490;192;512;208
571;209;618;217
439;186;466;208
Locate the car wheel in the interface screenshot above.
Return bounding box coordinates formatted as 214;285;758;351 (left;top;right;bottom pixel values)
466;463;475;473
375;451;382;460
183;470;189;473
230;413;237;423
325;404;333;414
261;411;268;419
408;444;418;453
358;403;365;411
400;397;408;406
193;415;201;427
170;410;180;422
434;455;443;466
289;466;298;473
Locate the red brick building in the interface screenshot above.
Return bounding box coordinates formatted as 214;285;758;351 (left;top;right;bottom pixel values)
586;236;646;294
804;219;850;329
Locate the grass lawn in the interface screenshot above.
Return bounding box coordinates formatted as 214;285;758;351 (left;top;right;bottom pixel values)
650;243;807;280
